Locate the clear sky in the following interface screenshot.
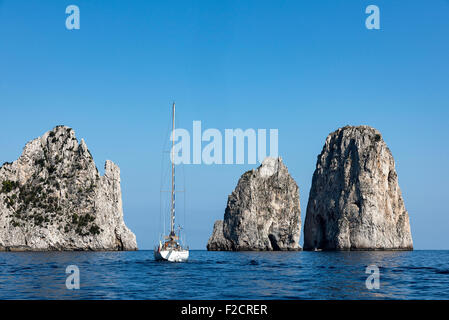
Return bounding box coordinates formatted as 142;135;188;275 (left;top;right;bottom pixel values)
1;1;448;249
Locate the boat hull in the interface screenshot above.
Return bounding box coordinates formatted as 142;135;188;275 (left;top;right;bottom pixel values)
154;249;189;262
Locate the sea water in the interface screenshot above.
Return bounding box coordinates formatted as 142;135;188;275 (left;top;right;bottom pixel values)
0;250;448;299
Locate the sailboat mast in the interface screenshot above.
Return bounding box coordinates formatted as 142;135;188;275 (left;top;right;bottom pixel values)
170;102;176;236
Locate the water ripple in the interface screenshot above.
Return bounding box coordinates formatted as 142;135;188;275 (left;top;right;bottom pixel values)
0;250;448;299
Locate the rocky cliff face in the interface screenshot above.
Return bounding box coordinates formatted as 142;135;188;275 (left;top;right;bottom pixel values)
304;126;413;250
0;126;137;251
207;157;301;251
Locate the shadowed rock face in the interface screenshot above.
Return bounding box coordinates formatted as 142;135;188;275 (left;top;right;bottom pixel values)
304;126;413;251
0;126;137;251
207;157;301;251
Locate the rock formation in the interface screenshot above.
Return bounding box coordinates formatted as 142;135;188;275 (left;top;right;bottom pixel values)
304;125;413;250
207;157;301;251
0;126;137;251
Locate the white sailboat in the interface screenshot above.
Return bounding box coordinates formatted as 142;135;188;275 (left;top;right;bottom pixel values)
154;102;189;262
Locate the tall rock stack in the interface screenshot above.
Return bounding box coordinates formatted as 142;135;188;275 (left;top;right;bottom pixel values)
304;126;413;251
0;126;137;251
207;157;302;251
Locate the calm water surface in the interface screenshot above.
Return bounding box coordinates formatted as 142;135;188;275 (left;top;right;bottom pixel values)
0;250;448;299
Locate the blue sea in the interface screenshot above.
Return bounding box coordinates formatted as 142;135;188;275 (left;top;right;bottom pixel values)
0;250;448;300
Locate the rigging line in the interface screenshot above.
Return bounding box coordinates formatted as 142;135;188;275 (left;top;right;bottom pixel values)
182;161;187;244
159;143;166;237
159;134;168;239
171;102;175;235
174;104;183;229
172;103;186;246
160;103;172;237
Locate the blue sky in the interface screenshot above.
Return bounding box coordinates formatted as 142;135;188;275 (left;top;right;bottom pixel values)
1;1;448;249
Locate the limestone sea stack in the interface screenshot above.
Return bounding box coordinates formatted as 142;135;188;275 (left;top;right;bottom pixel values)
304;126;413;251
207;157;301;251
0;126;137;251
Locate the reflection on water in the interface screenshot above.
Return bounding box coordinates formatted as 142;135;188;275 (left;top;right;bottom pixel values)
0;250;448;299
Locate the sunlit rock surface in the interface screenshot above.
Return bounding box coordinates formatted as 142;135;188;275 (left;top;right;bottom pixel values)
304;126;413;251
0;126;137;251
208;157;301;251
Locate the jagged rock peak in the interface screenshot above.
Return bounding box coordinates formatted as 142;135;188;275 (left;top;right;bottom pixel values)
304;125;413;251
0;126;137;251
207;157;302;251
